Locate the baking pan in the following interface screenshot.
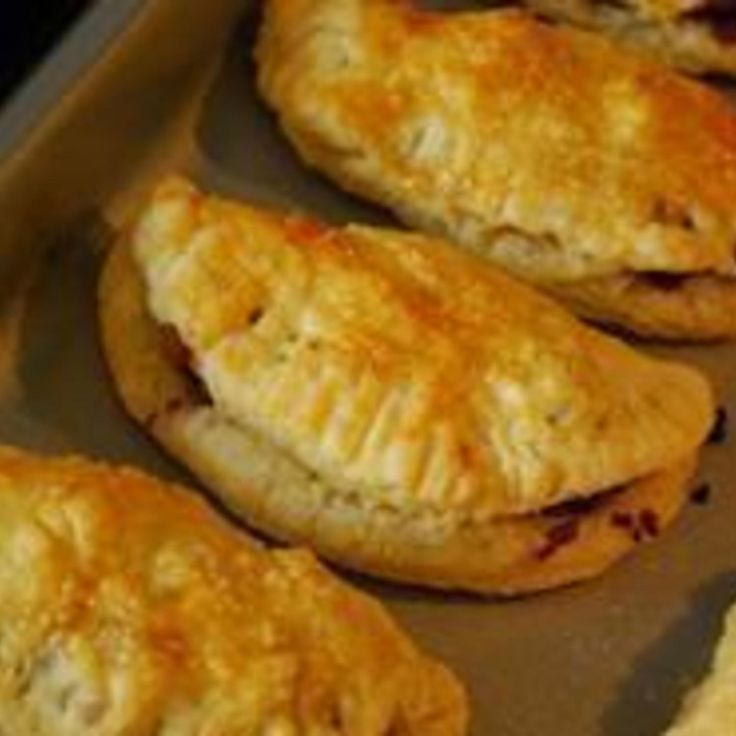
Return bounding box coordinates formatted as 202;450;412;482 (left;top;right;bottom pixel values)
1;1;735;734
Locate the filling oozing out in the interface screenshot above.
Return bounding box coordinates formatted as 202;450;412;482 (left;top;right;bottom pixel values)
152;322;669;564
155;325;213;415
151;304;689;563
533;485;664;560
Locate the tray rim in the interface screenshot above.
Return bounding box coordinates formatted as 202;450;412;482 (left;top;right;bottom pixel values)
0;0;145;166
0;4;731;734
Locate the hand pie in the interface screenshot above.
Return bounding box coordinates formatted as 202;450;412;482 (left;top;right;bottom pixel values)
515;0;736;76
99;178;713;594
663;602;736;735
256;0;736;340
0;445;465;735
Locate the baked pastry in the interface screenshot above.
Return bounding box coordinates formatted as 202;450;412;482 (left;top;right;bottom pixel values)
663;602;736;735
99;178;713;594
515;0;736;76
0;444;465;735
256;0;736;340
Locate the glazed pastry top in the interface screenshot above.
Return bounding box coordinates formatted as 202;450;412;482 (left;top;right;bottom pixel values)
132;179;712;521
257;0;736;283
0;445;465;735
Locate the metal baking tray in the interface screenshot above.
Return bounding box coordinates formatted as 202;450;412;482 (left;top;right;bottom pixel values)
1;1;735;734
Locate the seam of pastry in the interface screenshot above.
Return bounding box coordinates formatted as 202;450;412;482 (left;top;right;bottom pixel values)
126;179;714;519
524;0;736;74
255;0;736;336
151;401;697;593
99;222;702;593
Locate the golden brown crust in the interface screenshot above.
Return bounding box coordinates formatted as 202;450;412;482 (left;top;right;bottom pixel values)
126;178;712;517
522;0;736;76
256;0;736;339
0;445;466;735
632;0;711;19
98;179;709;594
548;271;736;341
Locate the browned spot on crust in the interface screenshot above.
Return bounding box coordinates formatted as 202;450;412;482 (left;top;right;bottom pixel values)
248;307;265;327
285;216;330;244
651;199;696;230
402;5;445;33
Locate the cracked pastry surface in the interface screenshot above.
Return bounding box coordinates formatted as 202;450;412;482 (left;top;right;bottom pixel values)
256;0;736;340
663;602;736;735
0;444;466;735
517;0;736;76
99;178;712;594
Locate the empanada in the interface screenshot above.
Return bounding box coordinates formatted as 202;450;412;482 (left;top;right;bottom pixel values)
256;0;736;340
99;178;713;594
0;445;465;735
663;602;736;735
516;0;736;76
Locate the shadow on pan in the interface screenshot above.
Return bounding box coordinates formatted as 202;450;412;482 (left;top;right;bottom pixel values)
602;571;736;736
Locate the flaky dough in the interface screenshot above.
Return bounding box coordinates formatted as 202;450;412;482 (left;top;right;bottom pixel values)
0;445;465;735
520;0;736;77
256;0;736;339
98;179;711;594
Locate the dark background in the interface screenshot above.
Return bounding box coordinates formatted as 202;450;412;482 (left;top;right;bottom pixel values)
0;2;91;104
